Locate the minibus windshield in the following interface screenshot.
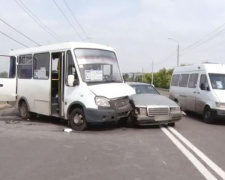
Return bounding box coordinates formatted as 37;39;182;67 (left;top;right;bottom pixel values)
209;73;225;90
74;49;123;84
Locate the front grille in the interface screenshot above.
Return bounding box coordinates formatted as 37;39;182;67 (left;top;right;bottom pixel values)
147;106;169;116
112;97;129;109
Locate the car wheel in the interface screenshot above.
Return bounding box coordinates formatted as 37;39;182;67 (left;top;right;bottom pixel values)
19;101;30;119
203;106;215;124
168;122;175;127
131;116;139;128
69;108;87;131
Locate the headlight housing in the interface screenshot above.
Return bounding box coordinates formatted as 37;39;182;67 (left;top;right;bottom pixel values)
215;102;225;108
170;106;181;113
95;96;110;107
134;107;147;115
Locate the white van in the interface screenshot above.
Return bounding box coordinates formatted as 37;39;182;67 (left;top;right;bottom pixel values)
169;64;225;123
0;42;135;130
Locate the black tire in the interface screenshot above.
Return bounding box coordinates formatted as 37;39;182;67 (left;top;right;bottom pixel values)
19;101;30;119
117;117;128;127
69;108;87;131
203;106;215;124
131;116;139;128
168;122;175;127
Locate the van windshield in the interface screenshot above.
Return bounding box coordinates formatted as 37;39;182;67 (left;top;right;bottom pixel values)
74;49;123;84
209;73;225;90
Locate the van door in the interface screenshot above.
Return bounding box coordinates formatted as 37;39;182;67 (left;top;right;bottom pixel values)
195;74;211;114
0;55;17;101
186;73;199;112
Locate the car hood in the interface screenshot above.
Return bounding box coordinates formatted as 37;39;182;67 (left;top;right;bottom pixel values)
130;94;178;107
88;83;135;99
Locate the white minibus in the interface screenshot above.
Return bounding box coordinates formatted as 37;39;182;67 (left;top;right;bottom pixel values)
169;64;225;123
0;42;135;130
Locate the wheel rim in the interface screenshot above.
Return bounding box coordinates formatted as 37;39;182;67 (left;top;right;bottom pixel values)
205;110;210;119
20;105;27;117
73;114;83;125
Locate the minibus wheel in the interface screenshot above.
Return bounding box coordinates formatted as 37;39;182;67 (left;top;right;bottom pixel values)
69;108;87;131
19;101;30;119
203;106;214;123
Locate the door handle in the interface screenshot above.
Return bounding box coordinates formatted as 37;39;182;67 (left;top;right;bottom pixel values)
197;92;200;94
0;84;3;87
193;92;196;93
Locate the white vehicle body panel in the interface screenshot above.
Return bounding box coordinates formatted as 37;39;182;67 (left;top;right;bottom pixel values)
169;64;225;115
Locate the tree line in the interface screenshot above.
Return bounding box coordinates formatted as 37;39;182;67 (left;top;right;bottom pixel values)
123;68;173;89
0;71;8;78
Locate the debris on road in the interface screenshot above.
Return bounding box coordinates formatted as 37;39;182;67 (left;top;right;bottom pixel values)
64;128;73;133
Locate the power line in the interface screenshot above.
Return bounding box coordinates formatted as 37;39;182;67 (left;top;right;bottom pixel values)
15;0;65;42
62;0;90;41
52;0;83;40
0;30;28;47
0;17;40;46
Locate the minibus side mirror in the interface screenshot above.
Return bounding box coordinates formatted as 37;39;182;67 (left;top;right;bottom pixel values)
200;83;205;90
68;75;75;87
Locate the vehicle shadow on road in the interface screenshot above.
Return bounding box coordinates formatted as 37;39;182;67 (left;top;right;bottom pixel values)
185;111;225;126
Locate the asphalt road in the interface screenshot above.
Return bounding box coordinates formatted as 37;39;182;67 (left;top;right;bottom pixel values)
0;107;225;180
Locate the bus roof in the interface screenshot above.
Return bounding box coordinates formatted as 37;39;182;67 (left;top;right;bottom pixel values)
9;42;115;56
173;63;225;74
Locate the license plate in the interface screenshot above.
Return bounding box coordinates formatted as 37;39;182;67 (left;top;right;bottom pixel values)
155;115;170;121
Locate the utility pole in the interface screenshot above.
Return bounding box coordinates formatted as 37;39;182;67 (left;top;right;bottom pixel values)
151;61;154;85
142;68;143;82
168;38;180;66
177;44;179;67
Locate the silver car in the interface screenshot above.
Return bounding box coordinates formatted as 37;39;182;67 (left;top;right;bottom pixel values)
127;82;182;126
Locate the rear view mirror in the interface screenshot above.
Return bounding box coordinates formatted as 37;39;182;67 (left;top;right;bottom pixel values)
68;75;79;86
200;83;205;90
68;75;74;87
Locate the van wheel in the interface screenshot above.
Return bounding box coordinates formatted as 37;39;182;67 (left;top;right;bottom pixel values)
69;108;87;131
19;101;30;119
203;107;215;124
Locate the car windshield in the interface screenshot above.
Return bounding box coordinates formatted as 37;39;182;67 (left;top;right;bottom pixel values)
74;49;123;84
209;73;225;90
130;84;159;94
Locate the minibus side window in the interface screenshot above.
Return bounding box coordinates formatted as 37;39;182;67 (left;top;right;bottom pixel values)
0;56;16;78
33;53;50;80
66;50;78;86
200;74;209;91
18;54;32;79
171;74;180;86
179;74;189;87
188;74;198;88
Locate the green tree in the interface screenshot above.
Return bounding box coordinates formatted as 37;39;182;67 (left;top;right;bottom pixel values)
0;71;8;78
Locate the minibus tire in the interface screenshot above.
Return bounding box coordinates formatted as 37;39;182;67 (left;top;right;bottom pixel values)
69;108;87;131
19;101;30;119
203;107;214;124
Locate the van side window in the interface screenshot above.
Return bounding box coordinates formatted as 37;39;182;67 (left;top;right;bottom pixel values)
171;74;180;86
33;53;50;79
66;50;78;86
179;74;189;87
188;74;198;88
18;54;32;79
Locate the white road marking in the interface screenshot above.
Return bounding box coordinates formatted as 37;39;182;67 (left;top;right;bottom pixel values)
160;127;217;180
169;127;225;180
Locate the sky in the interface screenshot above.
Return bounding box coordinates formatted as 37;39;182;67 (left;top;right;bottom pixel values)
1;0;225;73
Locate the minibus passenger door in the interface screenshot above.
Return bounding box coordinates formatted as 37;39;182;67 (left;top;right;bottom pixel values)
186;73;199;112
0;56;17;101
196;74;210;114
